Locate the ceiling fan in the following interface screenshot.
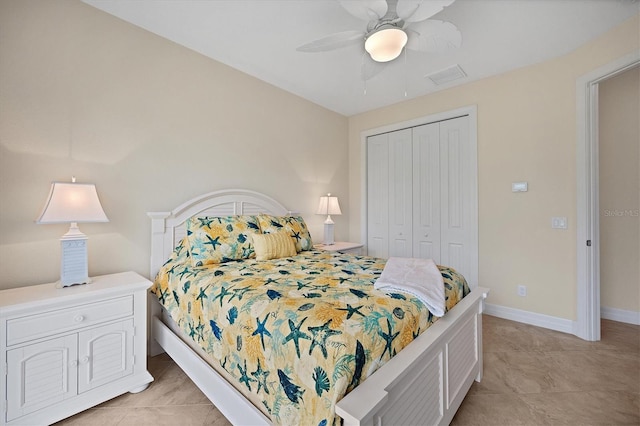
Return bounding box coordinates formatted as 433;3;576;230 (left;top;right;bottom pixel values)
297;0;462;80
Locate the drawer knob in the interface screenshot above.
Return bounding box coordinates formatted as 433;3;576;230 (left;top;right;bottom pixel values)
81;356;90;364
74;315;85;322
71;360;78;367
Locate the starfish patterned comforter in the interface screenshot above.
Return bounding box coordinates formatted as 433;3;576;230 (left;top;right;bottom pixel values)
151;239;470;425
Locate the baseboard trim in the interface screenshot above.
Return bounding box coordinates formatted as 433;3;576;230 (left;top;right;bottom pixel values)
484;303;575;334
601;306;640;325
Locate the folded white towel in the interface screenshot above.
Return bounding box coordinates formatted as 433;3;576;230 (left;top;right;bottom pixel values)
374;257;446;317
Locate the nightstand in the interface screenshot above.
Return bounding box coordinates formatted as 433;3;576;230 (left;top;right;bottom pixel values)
0;271;153;426
314;241;364;255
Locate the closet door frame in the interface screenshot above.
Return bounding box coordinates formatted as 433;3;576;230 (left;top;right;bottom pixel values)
360;105;478;288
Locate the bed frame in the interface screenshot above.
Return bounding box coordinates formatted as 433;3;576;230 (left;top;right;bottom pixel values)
148;189;488;425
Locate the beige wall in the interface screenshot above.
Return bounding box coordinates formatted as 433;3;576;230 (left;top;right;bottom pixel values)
348;14;640;320
0;0;349;289
599;66;640;313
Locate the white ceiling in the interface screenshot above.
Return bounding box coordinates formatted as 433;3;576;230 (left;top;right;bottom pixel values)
83;0;639;116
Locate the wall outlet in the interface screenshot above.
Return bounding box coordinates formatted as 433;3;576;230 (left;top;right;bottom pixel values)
517;285;527;297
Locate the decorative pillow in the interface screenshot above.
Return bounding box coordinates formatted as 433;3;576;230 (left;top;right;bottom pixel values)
186;215;261;266
251;231;297;261
257;214;313;252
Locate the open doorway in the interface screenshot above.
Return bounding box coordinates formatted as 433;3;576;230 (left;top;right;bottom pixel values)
576;52;640;341
598;66;640;326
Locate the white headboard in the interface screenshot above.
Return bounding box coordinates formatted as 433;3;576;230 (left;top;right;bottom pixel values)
148;189;291;278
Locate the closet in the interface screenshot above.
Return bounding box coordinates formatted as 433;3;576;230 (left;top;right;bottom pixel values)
366;115;478;287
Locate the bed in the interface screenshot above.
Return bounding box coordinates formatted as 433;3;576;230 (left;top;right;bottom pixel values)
148;189;488;425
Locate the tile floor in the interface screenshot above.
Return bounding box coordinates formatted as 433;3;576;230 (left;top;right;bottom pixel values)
56;316;639;425
450;316;639;425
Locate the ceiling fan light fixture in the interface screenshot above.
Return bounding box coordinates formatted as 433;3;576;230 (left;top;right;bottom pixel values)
365;25;408;63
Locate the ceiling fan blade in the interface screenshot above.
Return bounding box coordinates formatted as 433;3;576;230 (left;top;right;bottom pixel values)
396;0;455;23
338;0;388;22
361;53;387;81
297;30;365;52
405;20;461;53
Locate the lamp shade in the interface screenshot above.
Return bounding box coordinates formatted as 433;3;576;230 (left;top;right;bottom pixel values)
36;182;109;224
365;25;408;63
316;194;342;216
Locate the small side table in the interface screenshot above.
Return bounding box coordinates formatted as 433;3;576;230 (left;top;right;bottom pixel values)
0;272;153;426
314;242;364;255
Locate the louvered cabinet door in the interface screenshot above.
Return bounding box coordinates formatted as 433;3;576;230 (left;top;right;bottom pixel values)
6;335;78;422
78;319;135;394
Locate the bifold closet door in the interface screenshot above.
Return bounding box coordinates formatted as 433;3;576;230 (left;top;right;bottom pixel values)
367;133;389;258
367;128;413;258
412;122;441;261
439;117;474;283
366;115;476;287
388;129;413;258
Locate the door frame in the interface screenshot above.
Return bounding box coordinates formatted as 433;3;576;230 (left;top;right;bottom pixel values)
575;51;639;341
360;105;478;288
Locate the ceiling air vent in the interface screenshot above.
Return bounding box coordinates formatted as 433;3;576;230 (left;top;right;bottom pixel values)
425;64;466;85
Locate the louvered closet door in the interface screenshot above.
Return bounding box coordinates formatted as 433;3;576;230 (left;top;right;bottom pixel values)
367;133;390;258
388;128;413;258
439;116;474;284
412;122;441;261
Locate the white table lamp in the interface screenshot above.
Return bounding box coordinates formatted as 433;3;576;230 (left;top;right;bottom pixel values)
316;193;341;245
36;178;109;287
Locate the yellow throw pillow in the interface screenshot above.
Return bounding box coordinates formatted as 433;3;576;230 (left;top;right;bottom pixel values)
252;231;297;261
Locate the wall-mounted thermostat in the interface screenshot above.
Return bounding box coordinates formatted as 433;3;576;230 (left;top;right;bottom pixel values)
512;182;528;192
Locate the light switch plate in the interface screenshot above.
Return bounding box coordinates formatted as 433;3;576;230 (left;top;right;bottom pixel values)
552;217;568;229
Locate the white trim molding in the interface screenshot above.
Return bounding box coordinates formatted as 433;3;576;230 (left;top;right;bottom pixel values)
484;303;575;335
576;51;640;341
601;307;640;326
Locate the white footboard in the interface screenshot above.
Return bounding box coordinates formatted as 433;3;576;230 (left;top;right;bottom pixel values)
336;287;488;426
149;287;487;426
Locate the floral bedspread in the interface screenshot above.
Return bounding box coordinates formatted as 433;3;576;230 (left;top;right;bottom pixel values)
151;239;470;425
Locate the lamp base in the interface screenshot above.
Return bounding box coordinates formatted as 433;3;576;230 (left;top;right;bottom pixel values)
60;233;90;287
55;278;92;289
323;222;335;246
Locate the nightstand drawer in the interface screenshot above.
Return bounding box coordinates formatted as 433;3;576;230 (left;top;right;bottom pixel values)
6;295;133;346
